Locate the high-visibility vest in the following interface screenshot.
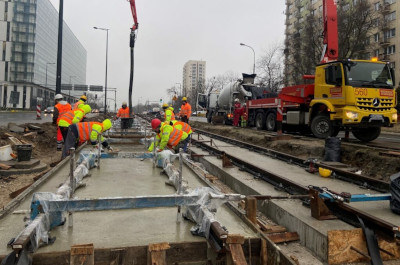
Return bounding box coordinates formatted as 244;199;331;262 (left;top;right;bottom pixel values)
58;109;83;127
166;127;184;147
164;108;175;122
73;100;84;110
77;122;102;142
117;107;130;118
55;102;72;123
172;121;192;135
180;103;191;118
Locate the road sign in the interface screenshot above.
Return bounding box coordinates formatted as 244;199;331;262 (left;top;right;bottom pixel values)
89;85;103;92
61;84;72;91
75;85;88;91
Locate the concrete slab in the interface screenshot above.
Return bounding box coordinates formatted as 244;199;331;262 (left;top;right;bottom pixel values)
0;162;47;176
0;148;255;256
1;159;40;169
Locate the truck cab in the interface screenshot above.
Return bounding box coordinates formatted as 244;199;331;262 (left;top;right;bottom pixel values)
310;59;397;141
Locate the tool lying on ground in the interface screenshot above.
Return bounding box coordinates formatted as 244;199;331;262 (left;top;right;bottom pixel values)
310;186;392;203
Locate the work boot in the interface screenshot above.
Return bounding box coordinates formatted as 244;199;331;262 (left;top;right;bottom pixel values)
56;141;63;151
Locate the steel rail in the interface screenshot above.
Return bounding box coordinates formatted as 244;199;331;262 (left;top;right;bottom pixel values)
191;137;400;239
193;128;390;192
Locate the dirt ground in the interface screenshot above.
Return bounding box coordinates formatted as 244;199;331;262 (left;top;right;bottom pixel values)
0;114;109;209
190;121;400;182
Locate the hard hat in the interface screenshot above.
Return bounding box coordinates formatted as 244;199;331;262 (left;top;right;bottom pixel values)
122;101;127;106
80;95;87;101
234;98;239;102
319;167;332;178
55;94;63;100
162;103;169;108
81;104;91;114
102;119;112;130
151;119;162;130
182;97;187;101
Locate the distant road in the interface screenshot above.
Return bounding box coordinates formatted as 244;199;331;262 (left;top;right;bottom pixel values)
0;112;98;126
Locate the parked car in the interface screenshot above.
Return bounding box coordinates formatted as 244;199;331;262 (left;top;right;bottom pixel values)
44;107;54;114
192;110;206;117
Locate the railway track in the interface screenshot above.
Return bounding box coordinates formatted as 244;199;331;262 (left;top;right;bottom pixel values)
189;129;399;241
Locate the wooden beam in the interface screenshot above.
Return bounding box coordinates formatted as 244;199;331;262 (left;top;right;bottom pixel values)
267;232;299;244
147;242;170;265
245;196;257;224
70;244;94;265
260;239;268;265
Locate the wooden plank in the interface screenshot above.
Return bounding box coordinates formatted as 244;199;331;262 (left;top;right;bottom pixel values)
260;239;268;265
328;229;400;265
267;232;299;244
245;196;257;225
12;214;45;250
228;244;248;265
148;242;170;265
0;163;12;170
70;244;94;265
226;235;245;245
257;220;286;234
9;183;33;199
33;168;52;181
379;151;400;158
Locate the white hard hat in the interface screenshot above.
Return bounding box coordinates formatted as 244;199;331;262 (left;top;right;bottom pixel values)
55;94;63;100
234;98;239;102
122;101;127;106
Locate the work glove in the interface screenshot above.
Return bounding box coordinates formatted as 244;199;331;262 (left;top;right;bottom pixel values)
107;146;113;151
156;148;163;153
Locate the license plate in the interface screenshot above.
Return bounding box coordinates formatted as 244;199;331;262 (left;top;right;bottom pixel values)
370;114;383;121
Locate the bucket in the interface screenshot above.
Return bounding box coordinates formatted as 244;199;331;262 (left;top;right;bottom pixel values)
16;144;32;162
0;145;13;161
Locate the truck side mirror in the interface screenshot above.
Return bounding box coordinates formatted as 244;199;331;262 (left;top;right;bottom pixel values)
390;67;396;86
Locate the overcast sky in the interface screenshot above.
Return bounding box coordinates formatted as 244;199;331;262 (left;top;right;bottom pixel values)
48;0;285;107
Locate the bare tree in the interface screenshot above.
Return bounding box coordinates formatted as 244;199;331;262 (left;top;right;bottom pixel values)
206;71;240;93
256;42;284;91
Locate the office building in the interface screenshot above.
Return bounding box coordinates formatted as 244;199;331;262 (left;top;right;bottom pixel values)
0;0;87;109
182;60;206;99
284;0;398;86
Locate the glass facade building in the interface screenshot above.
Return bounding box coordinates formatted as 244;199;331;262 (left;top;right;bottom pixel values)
0;0;86;109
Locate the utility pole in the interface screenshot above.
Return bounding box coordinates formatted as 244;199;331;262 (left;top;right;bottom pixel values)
55;0;64;94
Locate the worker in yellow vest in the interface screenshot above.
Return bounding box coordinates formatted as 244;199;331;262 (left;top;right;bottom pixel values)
162;103;175;123
73;95;87;110
148;119;187;153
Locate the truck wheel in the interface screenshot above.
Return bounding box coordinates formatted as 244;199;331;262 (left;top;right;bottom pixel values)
256;112;266;130
266;112;276;131
352;127;381;142
311;114;333;139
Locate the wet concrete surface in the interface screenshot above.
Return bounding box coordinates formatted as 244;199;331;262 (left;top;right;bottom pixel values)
192;133;399;227
0;144;255;256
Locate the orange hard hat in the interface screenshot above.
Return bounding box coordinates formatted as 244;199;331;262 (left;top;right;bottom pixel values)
151;119;162;130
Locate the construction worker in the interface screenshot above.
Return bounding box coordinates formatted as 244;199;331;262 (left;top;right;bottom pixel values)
162;103;175;123
73;95;87;110
115;102;132;129
148;119;188;153
233;98;243;127
62;119;113;158
171;120;192;152
58;104;92;142
53;94;72;151
179;97;192;123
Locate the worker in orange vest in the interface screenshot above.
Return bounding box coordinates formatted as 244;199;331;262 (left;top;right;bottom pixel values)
58;104;92;142
73;95;87;110
179;97;192;123
53;94;72;151
233;98;243;127
62;119;113;158
171;120;192;152
115;102;132;129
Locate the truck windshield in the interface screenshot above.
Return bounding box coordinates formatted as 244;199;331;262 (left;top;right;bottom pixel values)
344;61;393;88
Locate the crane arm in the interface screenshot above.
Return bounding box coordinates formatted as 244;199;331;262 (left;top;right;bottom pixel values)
320;0;338;63
129;0;139;31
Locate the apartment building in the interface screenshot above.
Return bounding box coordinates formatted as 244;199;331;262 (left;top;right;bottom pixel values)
284;0;399;86
182;60;206;98
0;0;86;109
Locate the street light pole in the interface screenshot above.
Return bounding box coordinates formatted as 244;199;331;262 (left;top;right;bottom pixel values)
94;27;110;115
56;0;64;94
45;62;55;88
240;43;256;74
69;76;76;103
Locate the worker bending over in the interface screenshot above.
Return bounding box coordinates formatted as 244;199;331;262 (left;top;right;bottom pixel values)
179;97;191;123
171;120;192;152
58;104;91;142
73;95;87;110
162;103;175;123
148;119;187;153
53;94;72;151
62;119;113;158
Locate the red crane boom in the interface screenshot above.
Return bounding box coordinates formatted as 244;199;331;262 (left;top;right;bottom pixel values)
320;0;338;63
129;0;139;31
